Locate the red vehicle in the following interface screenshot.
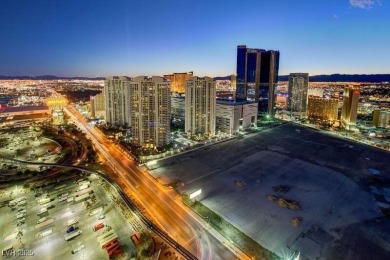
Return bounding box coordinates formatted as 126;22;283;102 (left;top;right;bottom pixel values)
93;222;104;232
106;240;120;256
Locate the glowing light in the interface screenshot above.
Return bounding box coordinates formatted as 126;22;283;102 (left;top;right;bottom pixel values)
189;189;202;199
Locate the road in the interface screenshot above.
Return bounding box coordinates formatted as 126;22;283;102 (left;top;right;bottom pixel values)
65;105;249;260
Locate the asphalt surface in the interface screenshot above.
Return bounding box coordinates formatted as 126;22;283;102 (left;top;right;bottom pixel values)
0;174;137;260
151;122;390;259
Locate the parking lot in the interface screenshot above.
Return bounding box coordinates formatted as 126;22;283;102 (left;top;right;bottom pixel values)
0;173;141;259
151;122;390;259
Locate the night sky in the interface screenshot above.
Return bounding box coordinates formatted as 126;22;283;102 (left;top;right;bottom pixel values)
1;0;389;77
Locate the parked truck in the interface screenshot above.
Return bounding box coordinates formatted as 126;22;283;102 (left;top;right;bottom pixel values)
59;196;68;202
93;222;105;232
37;228;53;238
77;184;89;192
75;187;93;197
74;194;89;203
39;197;51;205
67;218;79;227
88;206;103;216
64;229;82;241
100;234;118;249
78;180;90;186
35;218;54;229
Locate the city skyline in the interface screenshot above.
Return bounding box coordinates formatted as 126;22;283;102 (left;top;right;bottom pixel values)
1;0;389;77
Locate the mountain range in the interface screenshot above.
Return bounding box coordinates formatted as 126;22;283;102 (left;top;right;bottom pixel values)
1;74;390;82
278;74;390;82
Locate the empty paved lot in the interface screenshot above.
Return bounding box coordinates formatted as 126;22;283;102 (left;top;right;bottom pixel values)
151;123;390;259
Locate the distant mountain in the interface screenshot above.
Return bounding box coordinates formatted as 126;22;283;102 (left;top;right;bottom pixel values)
2;74;389;83
0;75;105;80
278;74;390;82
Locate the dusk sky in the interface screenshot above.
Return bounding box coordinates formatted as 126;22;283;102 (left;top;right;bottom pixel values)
1;0;389;77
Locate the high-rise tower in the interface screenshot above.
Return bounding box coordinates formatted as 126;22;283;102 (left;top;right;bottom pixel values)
90;93;105;119
307;96;338;123
288;73;309;115
185;76;216;137
104;76;132;127
235;45;280;115
130;76;171;148
341;85;360;130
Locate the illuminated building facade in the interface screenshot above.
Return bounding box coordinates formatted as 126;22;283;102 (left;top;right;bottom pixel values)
45;94;67;125
130;76;171;148
216;101;257;135
341;85;360;130
185;76;216;137
288;73;309;114
104;76;132;127
373;110;390;129
0;105;49;126
235;45;280;115
215;74;237;92
358;103;378;116
231;74;237;90
164;72;193;93
90;93;105;119
308;88;324;98
307;96;338;123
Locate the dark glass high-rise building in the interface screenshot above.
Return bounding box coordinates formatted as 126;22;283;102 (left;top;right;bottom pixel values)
236;45;280;114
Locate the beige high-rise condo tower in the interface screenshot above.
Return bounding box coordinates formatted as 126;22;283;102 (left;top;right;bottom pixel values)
104;76;132;127
130;76;171;148
185;76;216;137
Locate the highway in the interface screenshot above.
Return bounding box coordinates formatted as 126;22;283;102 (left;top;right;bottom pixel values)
64;105;250;260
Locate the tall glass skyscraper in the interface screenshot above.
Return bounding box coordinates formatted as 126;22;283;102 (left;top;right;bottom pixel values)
235;45;280;115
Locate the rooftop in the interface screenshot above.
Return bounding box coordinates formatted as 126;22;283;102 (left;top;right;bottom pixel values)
0;105;49;114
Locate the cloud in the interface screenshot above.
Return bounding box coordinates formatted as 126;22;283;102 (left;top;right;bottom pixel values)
349;0;381;9
333;14;339;18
